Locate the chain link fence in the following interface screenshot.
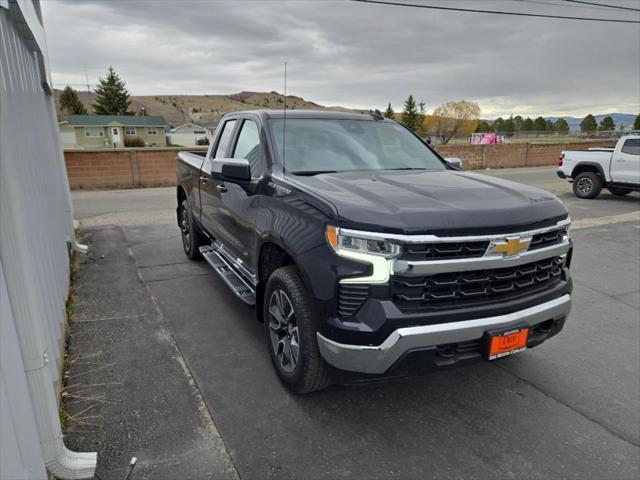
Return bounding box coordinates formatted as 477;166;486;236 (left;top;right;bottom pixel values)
430;130;640;145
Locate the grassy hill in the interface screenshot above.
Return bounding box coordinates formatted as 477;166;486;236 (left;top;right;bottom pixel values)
54;90;365;126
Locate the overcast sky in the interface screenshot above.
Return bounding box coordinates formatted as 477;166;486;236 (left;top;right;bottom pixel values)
41;0;640;118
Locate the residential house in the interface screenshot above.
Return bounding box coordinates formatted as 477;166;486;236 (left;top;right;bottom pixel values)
61;114;169;148
202;122;219;142
167;122;209;146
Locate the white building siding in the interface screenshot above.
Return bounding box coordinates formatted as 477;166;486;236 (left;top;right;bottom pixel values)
0;2;96;478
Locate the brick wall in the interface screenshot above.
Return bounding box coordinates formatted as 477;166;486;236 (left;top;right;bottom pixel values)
137;150;179;187
433;139;616;171
64;140;618;189
65;148;206;189
65;150;135;189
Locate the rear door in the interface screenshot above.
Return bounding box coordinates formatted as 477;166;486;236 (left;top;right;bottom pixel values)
610;138;640;184
199;118;238;238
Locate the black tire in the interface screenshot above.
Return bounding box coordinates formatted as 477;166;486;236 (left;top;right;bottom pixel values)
573;172;602;199
179;200;206;260
608;186;632;196
263;266;331;394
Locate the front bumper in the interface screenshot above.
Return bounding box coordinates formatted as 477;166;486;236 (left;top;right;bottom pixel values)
317;294;571;375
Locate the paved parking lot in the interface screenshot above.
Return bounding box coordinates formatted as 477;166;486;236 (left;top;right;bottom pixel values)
68;166;639;479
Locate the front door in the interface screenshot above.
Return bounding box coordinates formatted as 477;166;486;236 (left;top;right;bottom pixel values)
199;118;237;241
111;127;121;147
610;138;640;184
217;117;266;268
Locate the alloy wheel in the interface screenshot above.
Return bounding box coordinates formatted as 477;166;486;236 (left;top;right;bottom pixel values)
268;289;299;373
180;206;191;251
576;177;593;195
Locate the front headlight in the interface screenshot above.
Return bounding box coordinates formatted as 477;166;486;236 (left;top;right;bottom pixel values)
325;226;400;259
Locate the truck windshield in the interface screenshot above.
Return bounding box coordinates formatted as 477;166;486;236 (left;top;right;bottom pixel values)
269;119;446;174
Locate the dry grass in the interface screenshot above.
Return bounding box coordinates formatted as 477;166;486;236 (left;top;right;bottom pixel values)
55;89;365;126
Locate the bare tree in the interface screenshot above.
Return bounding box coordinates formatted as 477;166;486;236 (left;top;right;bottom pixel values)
431;100;481;144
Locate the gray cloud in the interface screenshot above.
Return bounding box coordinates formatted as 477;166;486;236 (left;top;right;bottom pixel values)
41;0;640;117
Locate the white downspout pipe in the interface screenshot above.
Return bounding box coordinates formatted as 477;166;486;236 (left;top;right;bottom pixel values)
0;258;97;479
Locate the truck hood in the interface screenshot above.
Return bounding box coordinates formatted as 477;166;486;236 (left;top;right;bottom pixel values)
291;170;568;234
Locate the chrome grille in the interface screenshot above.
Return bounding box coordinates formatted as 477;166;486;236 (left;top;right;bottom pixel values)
530;228;567;250
392;257;564;309
402;241;489;261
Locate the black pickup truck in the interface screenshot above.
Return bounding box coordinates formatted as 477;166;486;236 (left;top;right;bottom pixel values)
176;109;573;393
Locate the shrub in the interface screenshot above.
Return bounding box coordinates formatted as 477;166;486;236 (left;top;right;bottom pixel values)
124;136;145;147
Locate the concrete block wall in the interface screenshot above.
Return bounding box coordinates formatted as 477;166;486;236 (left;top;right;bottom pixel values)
64;140;617;189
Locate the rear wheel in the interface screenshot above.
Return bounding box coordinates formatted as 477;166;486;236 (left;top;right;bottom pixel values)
608;186;632;196
573;172;602;199
180;200;206;259
263;266;331;394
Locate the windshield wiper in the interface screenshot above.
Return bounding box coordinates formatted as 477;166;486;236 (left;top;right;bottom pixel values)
290;170;339;176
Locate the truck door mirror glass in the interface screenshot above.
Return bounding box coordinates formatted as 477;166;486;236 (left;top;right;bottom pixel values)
444;157;463;170
211;158;251;182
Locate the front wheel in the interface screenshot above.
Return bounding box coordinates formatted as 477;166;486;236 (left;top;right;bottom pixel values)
608;186;632;196
573;172;602;199
263;266;331;394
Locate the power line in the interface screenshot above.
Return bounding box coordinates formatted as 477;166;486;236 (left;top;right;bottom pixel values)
351;0;640;23
512;0;626;11
562;0;640;12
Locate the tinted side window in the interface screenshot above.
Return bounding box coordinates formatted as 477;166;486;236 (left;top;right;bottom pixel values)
232;120;265;178
621;139;640;155
214;120;237;158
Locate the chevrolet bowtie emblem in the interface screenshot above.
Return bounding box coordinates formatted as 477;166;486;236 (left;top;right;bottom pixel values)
488;236;531;257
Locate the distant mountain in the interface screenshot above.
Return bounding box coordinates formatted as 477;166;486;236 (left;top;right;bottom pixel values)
545;113;637;131
54;90;365;126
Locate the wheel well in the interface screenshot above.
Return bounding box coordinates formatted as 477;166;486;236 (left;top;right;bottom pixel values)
256;243;295;322
572;164;602;178
259;243;294;284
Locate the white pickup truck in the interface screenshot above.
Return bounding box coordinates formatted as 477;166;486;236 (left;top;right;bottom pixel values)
557;135;640;198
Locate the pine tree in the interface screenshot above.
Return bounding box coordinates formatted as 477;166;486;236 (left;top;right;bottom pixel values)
580;114;597;132
554;118;570;135
492;117;505;132
545;120;555;132
59;86;87;115
533;116;547;132
418;99;426;134
401;94;421;132
384;102;395;119
503;116;515;137
475;120;492;133
633;114;640;130
92;66;132;115
513;115;523;132
521;117;534;131
598;115;615;131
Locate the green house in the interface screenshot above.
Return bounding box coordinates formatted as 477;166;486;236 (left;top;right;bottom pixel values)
60;115;169;148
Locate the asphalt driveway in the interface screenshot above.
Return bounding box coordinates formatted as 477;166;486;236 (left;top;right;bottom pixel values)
68;166;639;479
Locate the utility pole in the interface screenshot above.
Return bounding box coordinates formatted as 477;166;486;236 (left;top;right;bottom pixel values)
141;106;147;147
84;64;90;96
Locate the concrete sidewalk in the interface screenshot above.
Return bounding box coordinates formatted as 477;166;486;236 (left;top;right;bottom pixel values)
63;225;238;480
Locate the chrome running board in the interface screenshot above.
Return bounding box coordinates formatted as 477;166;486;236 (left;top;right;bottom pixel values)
200;244;256;306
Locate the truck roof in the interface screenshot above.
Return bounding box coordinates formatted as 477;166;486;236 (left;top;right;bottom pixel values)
223;109;387;121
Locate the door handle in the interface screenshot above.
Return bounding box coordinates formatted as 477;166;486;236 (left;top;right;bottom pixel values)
216;184;227;194
200;175;209;184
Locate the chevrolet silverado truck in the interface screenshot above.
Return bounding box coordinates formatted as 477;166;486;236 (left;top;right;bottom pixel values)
557;135;640;199
176;110;573;393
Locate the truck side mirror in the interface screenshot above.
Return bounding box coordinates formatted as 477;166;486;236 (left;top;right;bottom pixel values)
212;158;251;182
444;157;463;170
